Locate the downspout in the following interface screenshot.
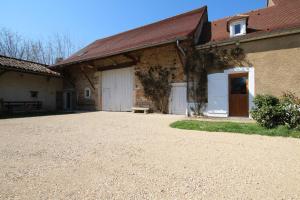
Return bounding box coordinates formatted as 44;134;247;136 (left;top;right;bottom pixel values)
176;40;186;57
176;40;190;117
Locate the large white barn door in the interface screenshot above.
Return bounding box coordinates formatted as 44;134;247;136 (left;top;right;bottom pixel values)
102;67;134;112
169;83;187;115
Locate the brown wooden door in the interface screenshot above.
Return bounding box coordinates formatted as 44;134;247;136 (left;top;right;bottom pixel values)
229;73;249;117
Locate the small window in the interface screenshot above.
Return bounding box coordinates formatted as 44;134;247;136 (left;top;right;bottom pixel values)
30;91;38;98
84;87;91;99
230;77;247;94
234;24;241;35
230;20;246;37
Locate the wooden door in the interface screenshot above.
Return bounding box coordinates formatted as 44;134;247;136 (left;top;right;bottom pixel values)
102;67;134;112
170;83;187;115
229;73;249;117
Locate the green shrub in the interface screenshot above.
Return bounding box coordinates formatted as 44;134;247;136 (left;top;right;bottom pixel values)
280;92;300;129
251;95;284;129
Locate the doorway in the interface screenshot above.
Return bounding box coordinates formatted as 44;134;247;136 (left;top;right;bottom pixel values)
63;91;73;111
229;73;249;117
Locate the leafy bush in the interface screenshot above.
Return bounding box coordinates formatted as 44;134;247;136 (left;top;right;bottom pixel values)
251;95;284;128
251;93;300;129
280;92;300;129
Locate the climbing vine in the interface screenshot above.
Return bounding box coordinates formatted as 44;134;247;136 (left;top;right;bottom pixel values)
135;66;175;114
186;46;249;116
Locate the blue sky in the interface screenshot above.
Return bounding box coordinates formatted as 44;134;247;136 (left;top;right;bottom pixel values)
0;0;266;47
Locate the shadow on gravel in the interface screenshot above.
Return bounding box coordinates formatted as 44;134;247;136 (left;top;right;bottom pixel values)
0;111;98;120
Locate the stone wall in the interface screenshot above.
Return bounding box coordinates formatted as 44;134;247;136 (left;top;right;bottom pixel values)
133;44;185;109
63;33;300;112
63;66;101;110
64;43;187;111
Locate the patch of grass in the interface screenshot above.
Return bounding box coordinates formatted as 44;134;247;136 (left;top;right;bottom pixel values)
170;120;300;138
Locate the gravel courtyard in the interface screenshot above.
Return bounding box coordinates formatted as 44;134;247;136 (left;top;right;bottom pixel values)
0;112;300;200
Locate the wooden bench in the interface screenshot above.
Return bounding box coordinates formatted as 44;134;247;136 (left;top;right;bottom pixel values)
132;107;150;114
3;101;42;113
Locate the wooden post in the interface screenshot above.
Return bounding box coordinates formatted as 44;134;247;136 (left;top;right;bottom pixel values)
80;67;95;90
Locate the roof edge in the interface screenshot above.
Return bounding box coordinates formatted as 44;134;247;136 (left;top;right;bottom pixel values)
196;26;300;49
0;55;48;67
0;65;61;77
93;6;207;44
53;36;190;68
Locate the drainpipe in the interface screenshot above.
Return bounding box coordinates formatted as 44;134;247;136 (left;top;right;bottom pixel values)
176;40;190;117
176;40;186;57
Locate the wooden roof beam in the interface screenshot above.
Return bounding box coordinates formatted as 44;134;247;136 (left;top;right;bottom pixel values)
123;53;140;63
97;61;136;72
80;66;95;90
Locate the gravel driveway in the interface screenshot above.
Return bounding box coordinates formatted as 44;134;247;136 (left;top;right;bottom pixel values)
0;112;300;200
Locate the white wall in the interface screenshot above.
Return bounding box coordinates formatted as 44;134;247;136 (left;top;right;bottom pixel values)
0;71;63;111
204;67;255;118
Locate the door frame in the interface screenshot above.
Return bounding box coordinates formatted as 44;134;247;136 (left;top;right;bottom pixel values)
228;72;249;117
205;67;255;118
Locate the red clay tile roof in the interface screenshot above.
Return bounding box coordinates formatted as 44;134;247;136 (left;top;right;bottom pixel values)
202;0;300;44
273;0;285;5
56;7;207;66
0;55;61;77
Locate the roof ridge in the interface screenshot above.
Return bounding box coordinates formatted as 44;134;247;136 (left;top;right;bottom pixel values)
0;54;48;67
211;4;278;23
94;6;207;44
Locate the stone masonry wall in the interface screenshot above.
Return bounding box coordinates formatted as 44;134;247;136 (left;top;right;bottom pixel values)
133;44;185;109
63;66;101;110
62;43;187;111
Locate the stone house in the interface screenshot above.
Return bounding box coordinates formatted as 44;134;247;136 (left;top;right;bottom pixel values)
54;7;208;114
54;0;300;117
197;0;300;117
0;55;62;113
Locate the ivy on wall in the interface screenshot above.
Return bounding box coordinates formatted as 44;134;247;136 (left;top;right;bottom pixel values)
136;66;175;114
186;46;249;116
135;44;249;115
